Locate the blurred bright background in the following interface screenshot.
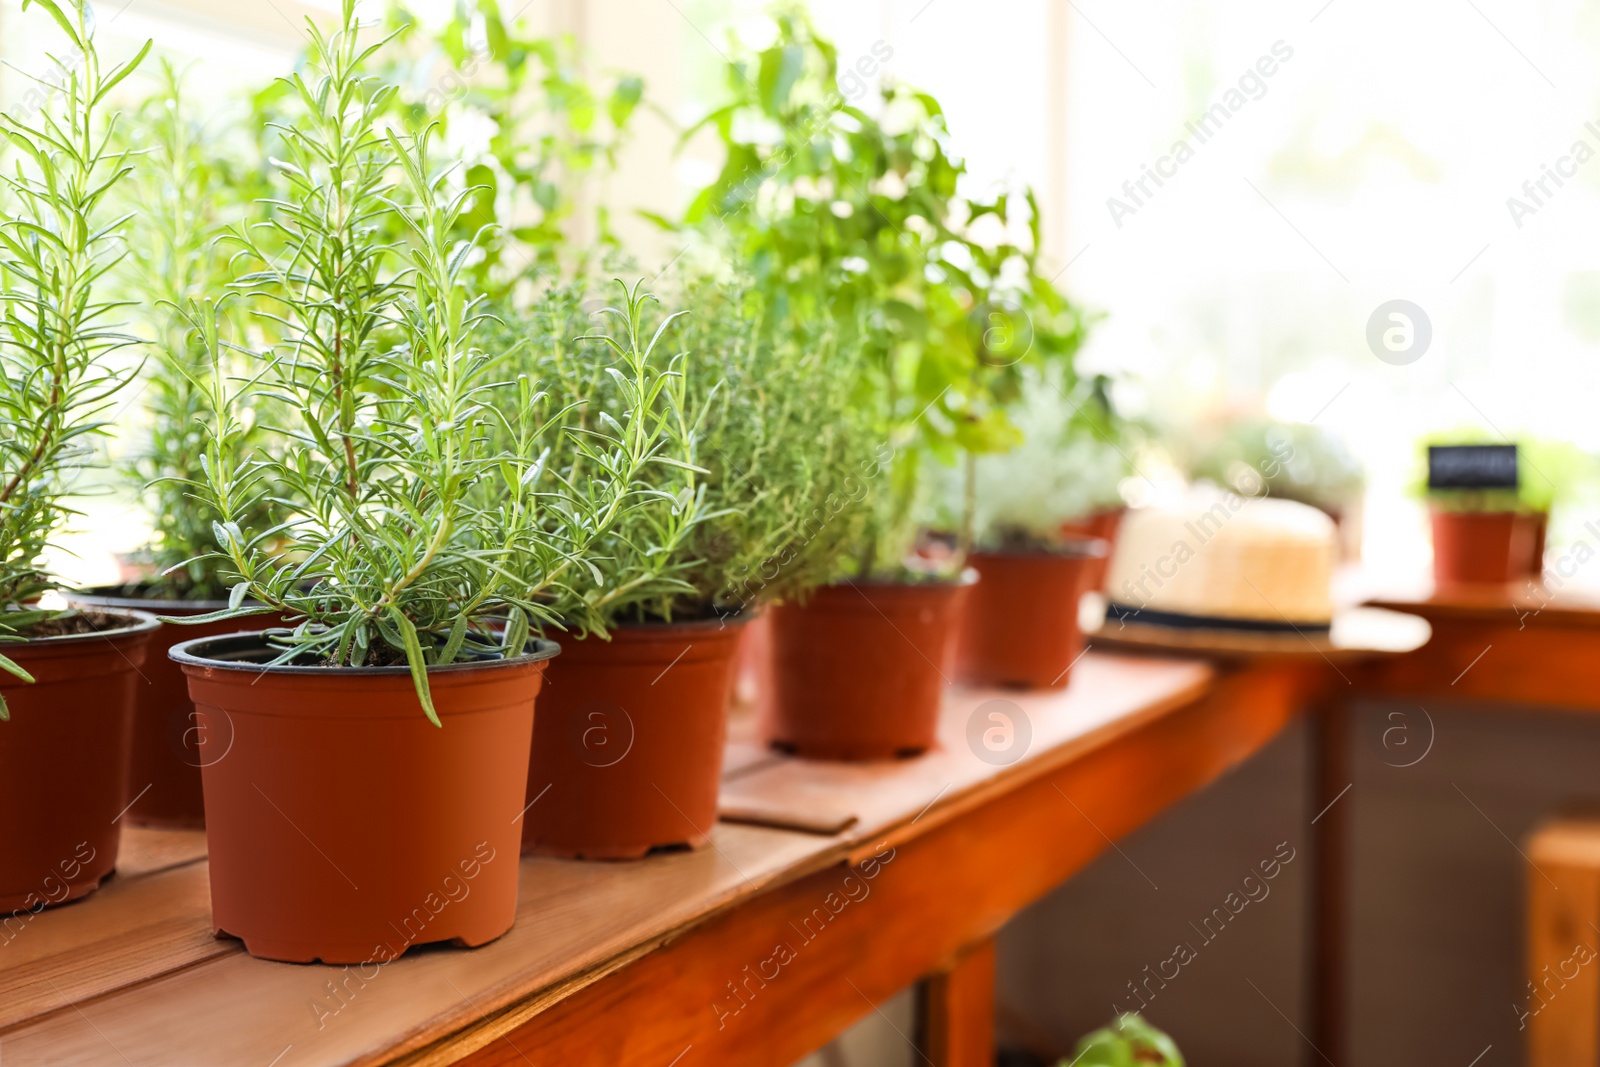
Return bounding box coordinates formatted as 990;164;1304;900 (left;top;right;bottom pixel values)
5;0;1600;590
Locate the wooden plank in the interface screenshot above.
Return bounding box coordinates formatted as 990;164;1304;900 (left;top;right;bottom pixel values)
1526;821;1600;1066
116;828;208;879
1367;584;1600;630
0;862;225;1034
0;824;842;1067
1363;615;1600;712
408;664;1302;1067
719;653;1214;850
922;938;996;1067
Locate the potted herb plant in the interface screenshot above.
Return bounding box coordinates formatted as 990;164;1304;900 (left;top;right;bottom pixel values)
0;0;155;912
1188;416;1364;559
491;274;877;857
679;12;1089;758
1040;372;1131;592
1065;1014;1184;1066
70;65;277;829
164;2;645;963
938;367;1115;689
1413;429;1585;585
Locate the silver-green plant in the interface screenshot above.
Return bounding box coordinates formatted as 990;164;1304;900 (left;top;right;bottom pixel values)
178;0;655;723
0;0;149;714
930;364;1130;551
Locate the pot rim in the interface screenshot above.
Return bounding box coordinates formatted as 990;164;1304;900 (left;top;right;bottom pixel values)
168;630;561;676
972;538;1108;561
832;567;980;591
69;585;231;613
1426;505;1543;518
553;611;755;638
4;607;161;647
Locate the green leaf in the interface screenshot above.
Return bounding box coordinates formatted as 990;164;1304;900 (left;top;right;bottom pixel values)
93;37;152;105
0;651;37;687
389;609;440;727
21;0;83;49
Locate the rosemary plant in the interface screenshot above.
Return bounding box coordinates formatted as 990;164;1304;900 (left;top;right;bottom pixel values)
116;63;272;599
182;1;653;723
485;272;881;628
0;0;149;712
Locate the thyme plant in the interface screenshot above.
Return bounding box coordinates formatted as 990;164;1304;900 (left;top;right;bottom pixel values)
183;1;654;723
0;0;149;711
116;63;272;599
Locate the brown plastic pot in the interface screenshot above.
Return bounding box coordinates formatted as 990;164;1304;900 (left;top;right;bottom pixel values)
1430;509;1531;585
955;542;1106;690
0;611;158;913
1517;511;1549;578
67;589;280;829
768;575;974;761
171;631;557;964
522;617;748;860
1061;508;1124;590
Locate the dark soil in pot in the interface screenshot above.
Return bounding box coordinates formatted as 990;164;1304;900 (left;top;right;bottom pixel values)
171;632;557;964
768;575;973;761
522;616;749;860
955;541;1106;690
1430;510;1531;585
69;587;282;829
0;611;158;913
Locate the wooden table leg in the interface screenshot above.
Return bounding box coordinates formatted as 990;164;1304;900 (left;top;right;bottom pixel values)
920;937;997;1067
1310;693;1350;1066
1526;821;1600;1065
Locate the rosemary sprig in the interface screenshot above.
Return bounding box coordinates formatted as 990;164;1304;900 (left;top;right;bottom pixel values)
0;0;150;717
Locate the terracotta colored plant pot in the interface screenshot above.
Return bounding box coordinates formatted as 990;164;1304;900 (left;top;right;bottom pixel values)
522;617;748;860
0;611;158;913
68;589;281;829
1061;509;1124;590
171;632;557;964
768;576;973;761
1430;509;1531;585
955;543;1106;690
1517;511;1549;578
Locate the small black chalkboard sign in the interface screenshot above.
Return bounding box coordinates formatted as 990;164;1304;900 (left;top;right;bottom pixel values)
1428;444;1519;490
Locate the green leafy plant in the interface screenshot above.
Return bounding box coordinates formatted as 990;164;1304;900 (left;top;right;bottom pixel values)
114;62;274;599
1409;427;1589;514
484;270;880;629
372;0;644;294
0;0;150;712
1189;417;1363;516
178;0;650;723
1065;1013;1184;1067
676;7;1092;579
